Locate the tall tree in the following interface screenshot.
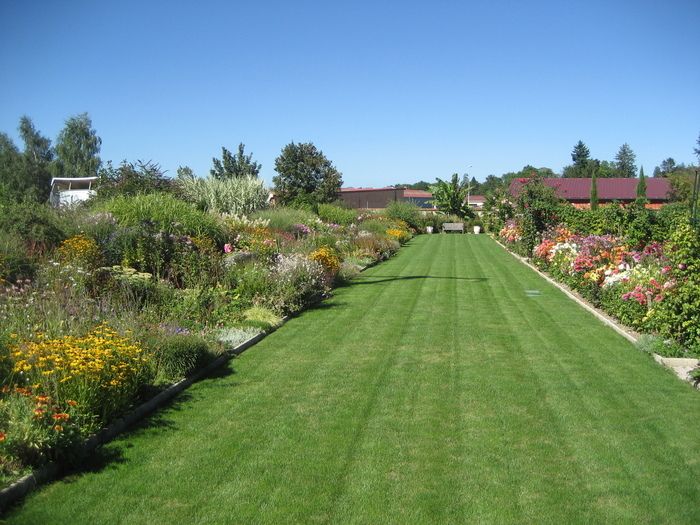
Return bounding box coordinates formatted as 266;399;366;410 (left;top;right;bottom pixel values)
18;116;53;200
571;140;590;168
614;143;637;178
636;166;647;202
96;159;170;199
480;174;504;194
211;143;261;179
429;174;473;218
0;133;23;204
659;157;677;175
590;172;599;210
54;113;102;178
273;142;342;207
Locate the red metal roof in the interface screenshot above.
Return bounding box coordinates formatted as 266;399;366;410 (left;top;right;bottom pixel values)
509;177;670;201
403;189;432;198
340;186;397;192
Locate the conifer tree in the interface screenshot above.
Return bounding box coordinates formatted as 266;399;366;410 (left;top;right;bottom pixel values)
636;166;647;200
590;172;599;210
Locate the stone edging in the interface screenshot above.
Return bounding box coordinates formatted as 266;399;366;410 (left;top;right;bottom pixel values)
0;256;384;513
491;237;699;386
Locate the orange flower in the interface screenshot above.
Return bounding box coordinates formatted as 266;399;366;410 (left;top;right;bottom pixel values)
0;432;6;442
66;399;78;407
33;408;45;417
35;395;50;404
52;413;70;421
53;425;63;432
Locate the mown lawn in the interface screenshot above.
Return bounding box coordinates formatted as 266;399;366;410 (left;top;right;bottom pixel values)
5;235;700;524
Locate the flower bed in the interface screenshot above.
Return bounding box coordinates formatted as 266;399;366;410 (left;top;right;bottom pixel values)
0;200;415;485
499;216;700;362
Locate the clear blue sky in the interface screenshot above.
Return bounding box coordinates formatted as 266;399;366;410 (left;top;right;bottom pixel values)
1;0;699;187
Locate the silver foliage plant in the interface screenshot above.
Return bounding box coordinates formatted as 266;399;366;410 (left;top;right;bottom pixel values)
177;171;269;216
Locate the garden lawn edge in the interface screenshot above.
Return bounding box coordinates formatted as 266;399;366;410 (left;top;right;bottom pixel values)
0;257;387;513
492;236;700;388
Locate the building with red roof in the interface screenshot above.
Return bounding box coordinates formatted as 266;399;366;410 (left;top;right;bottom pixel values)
508;177;671;209
338;186;486;212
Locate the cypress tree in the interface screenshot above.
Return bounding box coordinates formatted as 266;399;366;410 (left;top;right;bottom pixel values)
590;172;599;210
636;165;647;201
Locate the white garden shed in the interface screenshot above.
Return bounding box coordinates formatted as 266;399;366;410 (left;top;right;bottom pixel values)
49;177;97;207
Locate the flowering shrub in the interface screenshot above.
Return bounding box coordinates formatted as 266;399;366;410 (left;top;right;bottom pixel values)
255;254;327;314
56;234;101;269
10;324;152;424
293;223;311;237
499;219;522;244
309;246;341;275
529;223;693;352
0;387;82;471
385;228;411;244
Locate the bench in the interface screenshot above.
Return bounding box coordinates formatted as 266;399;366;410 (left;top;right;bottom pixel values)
442;222;464;233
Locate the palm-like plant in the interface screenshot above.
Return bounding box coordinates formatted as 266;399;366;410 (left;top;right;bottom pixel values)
429;174;474;218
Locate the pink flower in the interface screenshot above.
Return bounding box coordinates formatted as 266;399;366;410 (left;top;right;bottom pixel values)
224;243;233;253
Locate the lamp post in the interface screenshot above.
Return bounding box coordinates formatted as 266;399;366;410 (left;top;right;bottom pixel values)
465;165;472;207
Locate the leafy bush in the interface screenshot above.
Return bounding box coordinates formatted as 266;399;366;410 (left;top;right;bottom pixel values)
353;233;401;260
385;201;421;230
252;207;317;233
0;202;65;255
268;254;327;313
317;203;357;226
646;222;700;349
145;332;215;384
177;172;268;216
358;218;391;235
96;160;172;200
0;232;34;283
101;193;225;243
635;334;697;358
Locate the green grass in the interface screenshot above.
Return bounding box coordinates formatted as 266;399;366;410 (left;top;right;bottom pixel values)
5;235;700;524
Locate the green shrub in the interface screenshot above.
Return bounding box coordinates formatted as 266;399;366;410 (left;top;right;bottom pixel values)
0;231;34;282
0;392;82;472
646;222;700;348
384;201;421;230
146;333;215;384
358;218;390;235
234;263;272;308
252;207;317;232
635;334;697;358
317;203;357;226
101;193;225;243
0;202;65;255
421;214;462;233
